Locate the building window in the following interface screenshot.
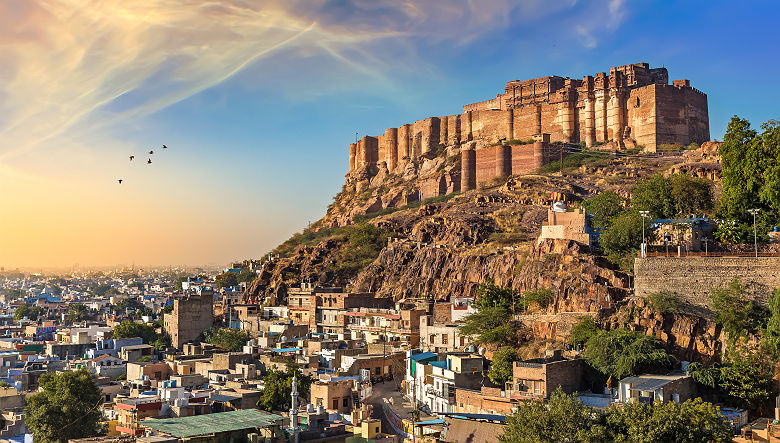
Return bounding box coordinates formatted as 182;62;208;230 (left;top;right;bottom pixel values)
333;399;339;409
429;335;436;344
441;335;448;345
343;398;349;407
375;367;381;375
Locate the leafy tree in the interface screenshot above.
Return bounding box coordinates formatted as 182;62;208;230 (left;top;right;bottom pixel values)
710;277;768;340
570;316;599;345
474;280;515;311
761;288;780;358
258;364;312;412
499;388;605;442
25;369;103;442
689;347;774;413
14;304;43;321
114;297;143;314
203;327;251;352
719;116;780;227
500;388;731;443
631;174;676;219
237;269;257;284
460;306;513;346
161;304;174;315
66;303;89;323
583;328;672;380
604;398;732;443
215;272;239;289
488;346;518;386
669;174;714;217
582;191;625;229
598;210;644;267
88;283;115;297
113;320;161;348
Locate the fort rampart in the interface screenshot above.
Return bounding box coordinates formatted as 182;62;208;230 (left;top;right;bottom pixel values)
348;62;709;177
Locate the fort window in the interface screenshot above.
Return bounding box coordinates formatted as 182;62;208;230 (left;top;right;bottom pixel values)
634;97;640;107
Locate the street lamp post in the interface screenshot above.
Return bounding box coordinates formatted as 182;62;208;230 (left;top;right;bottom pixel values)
639;211;650;258
701;237;709;256
748;209;760;258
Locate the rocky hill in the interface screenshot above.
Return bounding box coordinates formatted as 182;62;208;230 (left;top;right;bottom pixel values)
246;142;725;360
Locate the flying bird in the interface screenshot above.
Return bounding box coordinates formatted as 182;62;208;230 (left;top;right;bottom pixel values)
147;159;152;164
129;155;134;161
149;150;154;155
118;179;123;184
162;144;168;149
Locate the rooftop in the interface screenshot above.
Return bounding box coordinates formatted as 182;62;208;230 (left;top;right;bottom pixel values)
140;409;283;437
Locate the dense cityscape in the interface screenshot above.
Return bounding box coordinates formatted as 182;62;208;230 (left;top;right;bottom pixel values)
3;2;780;443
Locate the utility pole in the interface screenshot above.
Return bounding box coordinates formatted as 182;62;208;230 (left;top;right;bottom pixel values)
639;211;650;258
749;208;760;258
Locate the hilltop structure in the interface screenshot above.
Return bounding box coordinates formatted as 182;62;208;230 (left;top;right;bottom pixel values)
347;63;709;194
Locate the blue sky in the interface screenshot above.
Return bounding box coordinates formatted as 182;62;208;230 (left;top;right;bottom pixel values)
1;0;778;267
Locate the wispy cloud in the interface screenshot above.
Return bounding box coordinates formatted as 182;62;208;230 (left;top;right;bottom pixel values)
0;0;628;167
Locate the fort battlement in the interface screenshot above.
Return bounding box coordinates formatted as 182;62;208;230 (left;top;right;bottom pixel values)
348;62;709;178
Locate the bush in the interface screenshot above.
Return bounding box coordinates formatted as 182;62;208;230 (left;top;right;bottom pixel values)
646;292;680;314
517;288;552;312
710;277;769;340
570;316;599;345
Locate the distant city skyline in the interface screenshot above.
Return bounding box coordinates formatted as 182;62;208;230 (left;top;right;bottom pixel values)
1;0;778;268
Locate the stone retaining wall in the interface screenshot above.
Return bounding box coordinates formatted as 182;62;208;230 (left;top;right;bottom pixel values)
634;257;780;307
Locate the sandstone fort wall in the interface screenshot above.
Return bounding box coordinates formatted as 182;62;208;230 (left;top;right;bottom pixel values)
349;62;709;176
634;257;780;308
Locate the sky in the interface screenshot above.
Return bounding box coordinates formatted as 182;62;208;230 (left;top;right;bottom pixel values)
1;0;778;269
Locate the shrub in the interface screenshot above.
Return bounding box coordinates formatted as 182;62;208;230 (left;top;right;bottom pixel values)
518;288;552;311
646;292;680;314
570;316;599;345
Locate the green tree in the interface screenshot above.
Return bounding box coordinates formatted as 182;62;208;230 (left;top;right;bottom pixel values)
499;388;605;443
215;272;239;289
88;283;115;297
14;304;43;321
204;327;251;352
583;328;672;380
598;210;644;268
689;347;774;413
582;191;625;229
258;365;312;412
570;316;599;346
25;369;103;442
710;277;768;340
66;303;89;323
668;174;714;217
460;306;513;346
474;280;515;311
631;174;675;219
488;346;518;386
114;297;143;314
761;288;780;358
604;398;732;443
237;269;257;284
719;116;780;227
113;320;158;347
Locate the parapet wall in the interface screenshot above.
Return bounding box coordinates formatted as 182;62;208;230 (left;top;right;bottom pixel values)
634;257;780;308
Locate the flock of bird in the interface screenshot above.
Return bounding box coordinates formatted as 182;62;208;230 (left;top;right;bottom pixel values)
118;144;167;184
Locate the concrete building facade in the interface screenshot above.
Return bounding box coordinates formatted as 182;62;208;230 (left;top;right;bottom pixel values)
164;294;214;349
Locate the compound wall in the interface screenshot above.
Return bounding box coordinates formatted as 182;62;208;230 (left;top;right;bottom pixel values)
634;257;780;307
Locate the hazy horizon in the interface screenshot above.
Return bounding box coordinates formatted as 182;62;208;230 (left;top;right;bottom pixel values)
2;0;779;268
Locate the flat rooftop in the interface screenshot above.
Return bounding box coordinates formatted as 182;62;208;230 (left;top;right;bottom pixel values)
140;409;283;437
